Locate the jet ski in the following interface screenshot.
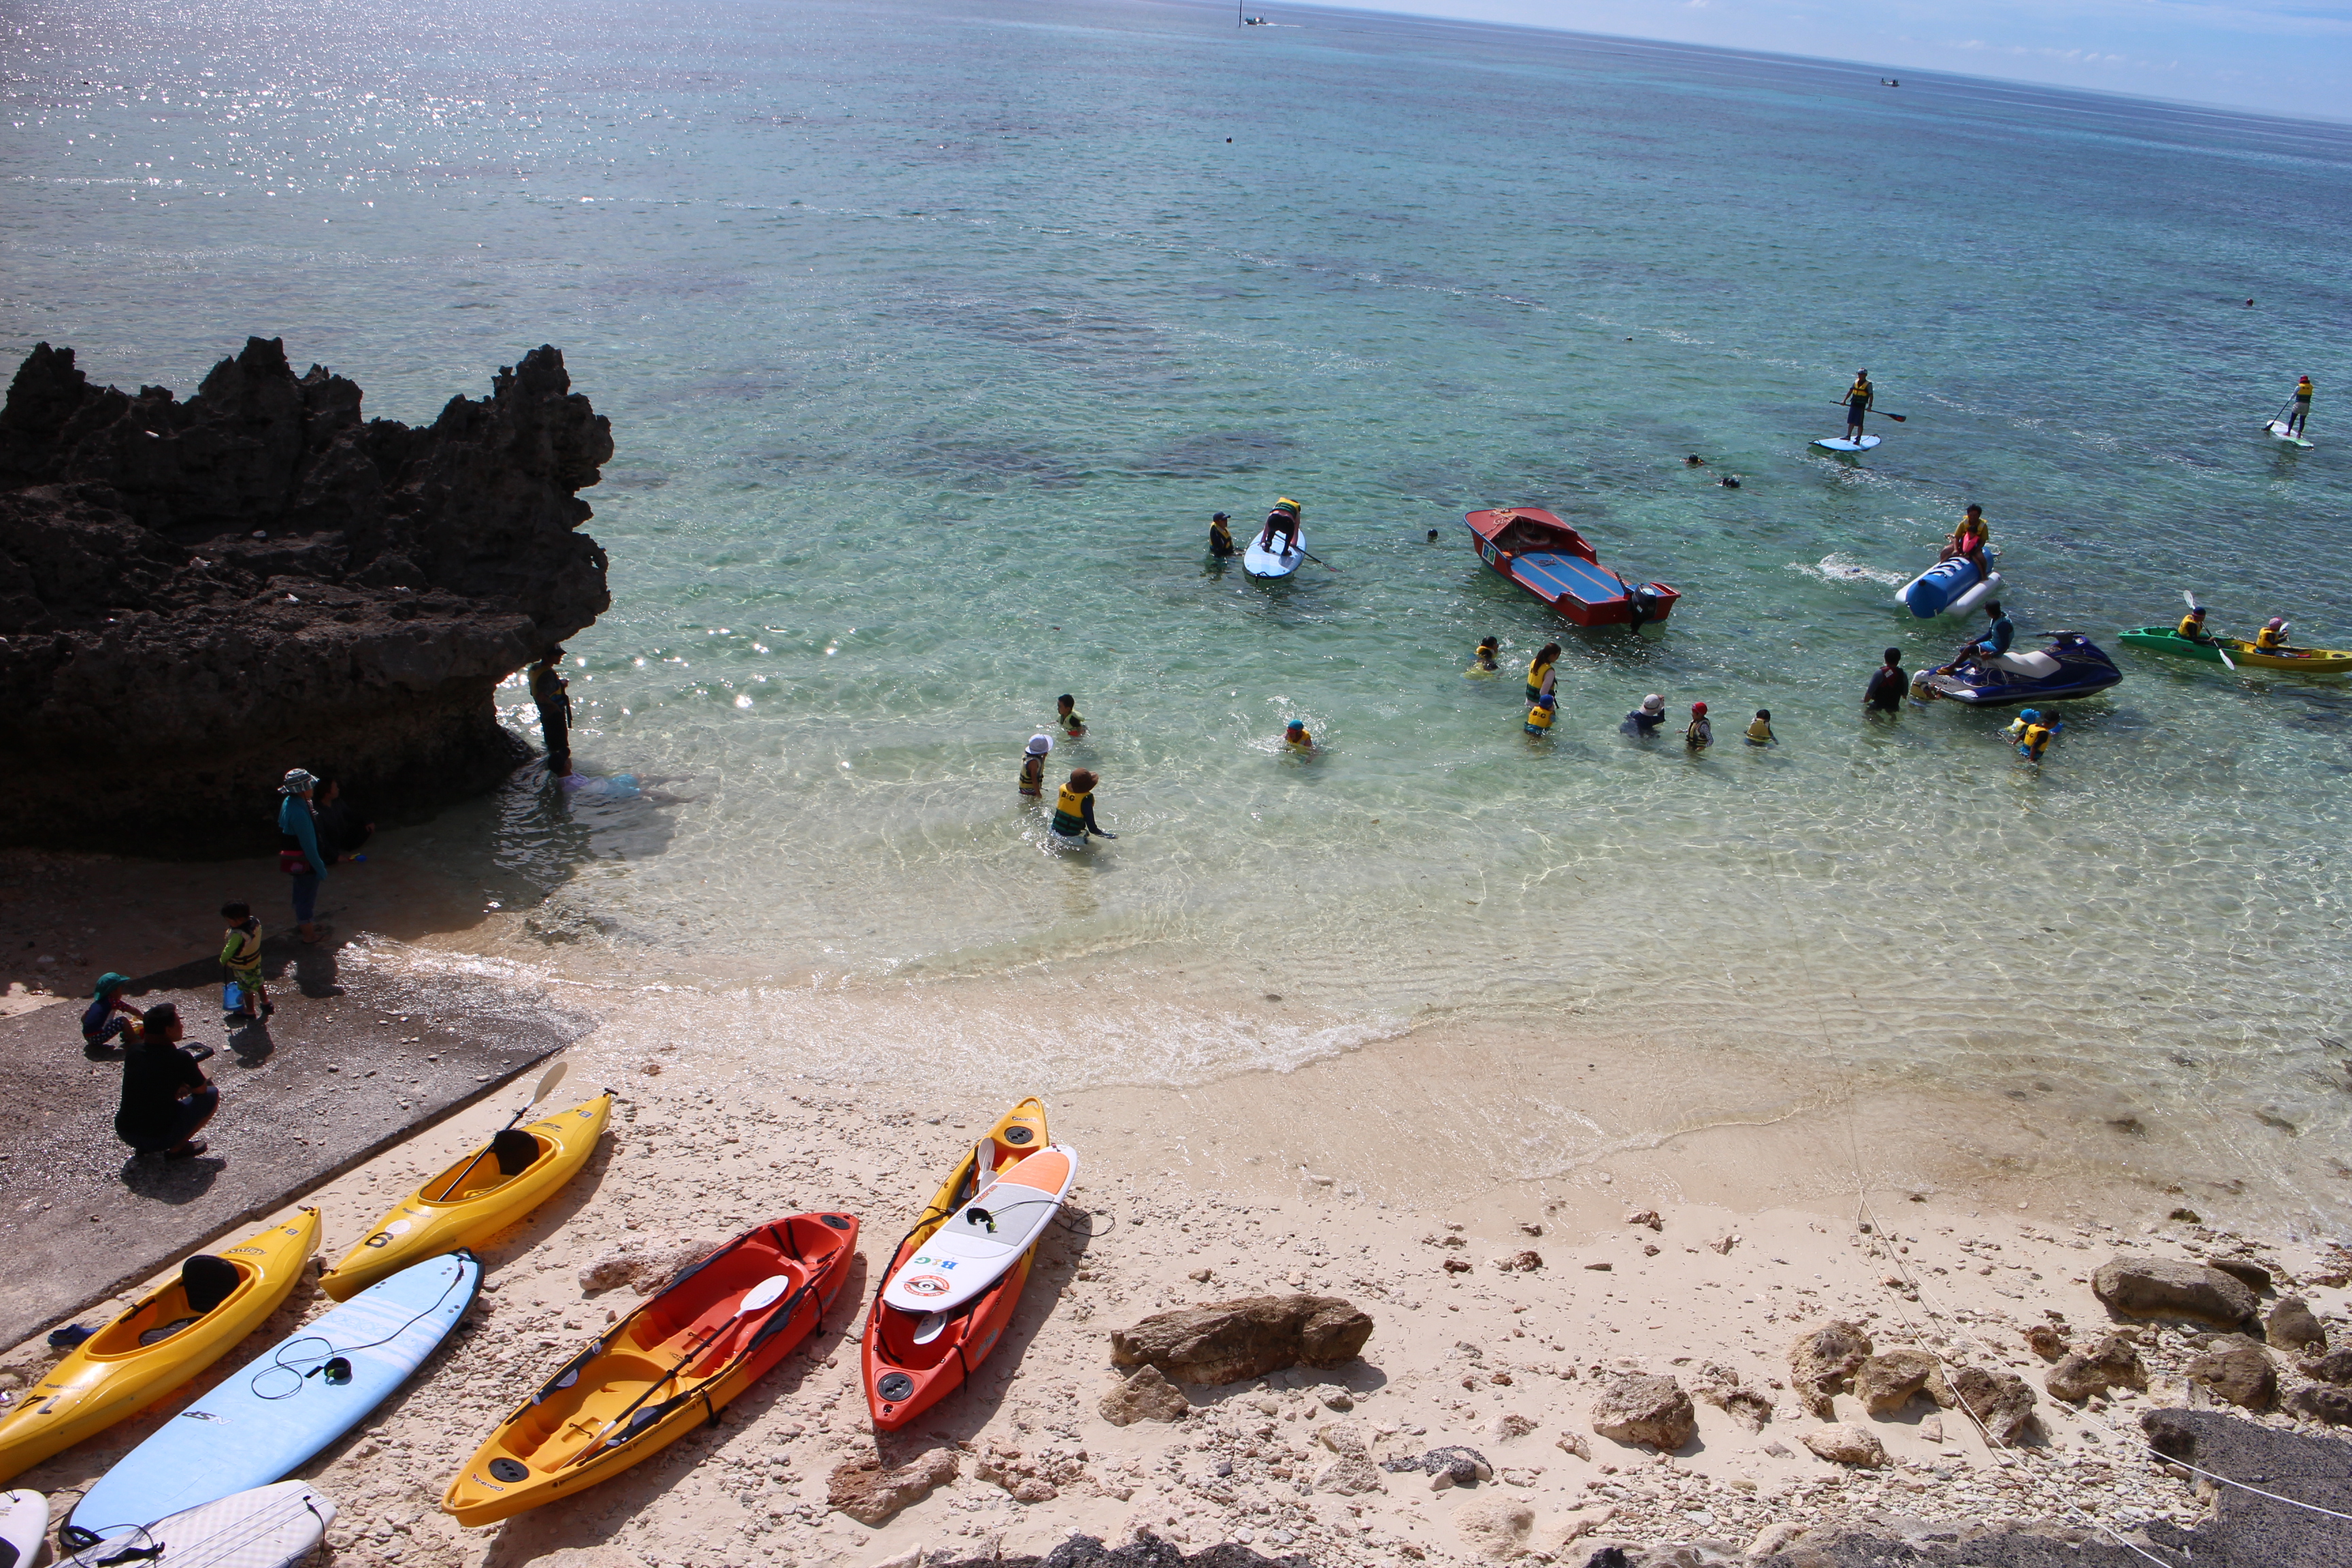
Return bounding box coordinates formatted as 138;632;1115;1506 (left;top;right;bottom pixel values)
1897;546;2002;618
1919;632;2121;707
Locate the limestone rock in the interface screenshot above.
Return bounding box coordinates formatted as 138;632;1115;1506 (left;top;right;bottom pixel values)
0;338;612;853
2022;1324;2070;1361
1800;1422;1887;1467
1932;1365;2039;1446
1382;1446;1492;1485
1098;1365;1188;1426
2286;1384;2352;1426
1316;1421;1367;1457
2185;1337;2276;1411
1788;1321;1873;1420
1452;1497;1535;1559
2265;1296;2327;1352
576;1248;644;1293
2045;1335;2149;1403
2303;1347;2352;1385
1853;1349;1937;1415
1624;1209;1663;1232
2091;1256;2259;1327
826;1448;957;1525
1314;1454;1385;1494
1494;1411;1536;1439
1109;1294;1372;1386
632;1238;721;1296
1555;1504;1616;1548
1555;1430;1592;1460
1589;1373;1697;1451
515;1550;638;1568
1493;1250;1544;1273
1690;1359;1771;1431
1747;1520;1806;1556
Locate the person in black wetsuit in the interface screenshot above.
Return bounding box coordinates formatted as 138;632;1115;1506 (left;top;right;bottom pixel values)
1865;647;1908;714
531;649;574;777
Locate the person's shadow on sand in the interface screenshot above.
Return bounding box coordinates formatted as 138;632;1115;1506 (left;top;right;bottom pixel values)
120;1150;225;1200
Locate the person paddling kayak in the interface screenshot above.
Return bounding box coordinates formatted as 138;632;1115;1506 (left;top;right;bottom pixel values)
1842;370;1874;444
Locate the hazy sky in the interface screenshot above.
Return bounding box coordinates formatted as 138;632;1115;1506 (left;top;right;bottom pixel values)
1297;0;2352;122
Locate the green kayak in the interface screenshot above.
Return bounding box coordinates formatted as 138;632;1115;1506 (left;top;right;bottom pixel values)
2119;626;2352;674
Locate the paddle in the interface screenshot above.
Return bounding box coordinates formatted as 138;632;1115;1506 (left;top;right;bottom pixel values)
429;1060;571;1203
1298;548;1337;571
568;1273;795;1465
2182;590;2236;671
1834;406;1907;421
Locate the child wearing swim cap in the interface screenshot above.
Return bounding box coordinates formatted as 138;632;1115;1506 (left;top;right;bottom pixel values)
1284;720;1315;751
1685;702;1712;751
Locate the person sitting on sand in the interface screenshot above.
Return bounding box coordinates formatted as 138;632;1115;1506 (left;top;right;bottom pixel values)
1745;708;1775;746
1283;720;1316;752
1685;702;1713;751
1018;734;1051;798
2255;617;2295;654
1942;505;1991;575
1257;497;1302;555
1048;769;1115;846
1473;636;1499;672
1209;512;1236;559
83;972;142;1050
1623;693;1667;738
1865;647;1908;714
2176;605;2215;644
115;1002;218;1160
1056;694;1086;739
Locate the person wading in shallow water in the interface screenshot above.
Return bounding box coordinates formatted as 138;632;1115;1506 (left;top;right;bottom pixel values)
532;649;574;778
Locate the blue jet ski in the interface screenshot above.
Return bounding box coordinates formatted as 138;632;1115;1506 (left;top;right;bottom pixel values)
1921;631;2121;707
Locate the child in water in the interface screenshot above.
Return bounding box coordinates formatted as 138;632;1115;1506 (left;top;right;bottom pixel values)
1745;709;1775;746
1473;636;1499;672
1056;694;1086;739
1685;702;1713;750
2007;708;2062;762
1284;720;1316;752
1018;734;1051;798
1524;693;1556;736
1622;693;1666;737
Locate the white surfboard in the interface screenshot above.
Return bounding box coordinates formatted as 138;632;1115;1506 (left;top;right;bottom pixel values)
881;1145;1078;1315
1811;435;1882;453
1243;523;1305;578
2266;421;2314;448
62;1482;334;1568
1;1490;46;1568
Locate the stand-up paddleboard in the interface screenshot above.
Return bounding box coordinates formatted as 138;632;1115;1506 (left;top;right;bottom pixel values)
2266;421;2314;448
1811;435;1882;453
70;1254;478;1535
61;1482;334;1568
1;1490;46;1568
880;1145;1079;1317
1243;523;1305;579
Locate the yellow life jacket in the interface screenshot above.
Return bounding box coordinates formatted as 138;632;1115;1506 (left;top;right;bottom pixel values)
2020;723;2054;759
2177;613;2204;638
220;924;263;975
1525;659;1554;701
1746;718;1773;743
1286;729;1312;749
1848;379;1871;403
2296;380;2313;399
2256;626;2287;651
1524;702;1554;732
1018;755;1044;795
1051;785;1091;836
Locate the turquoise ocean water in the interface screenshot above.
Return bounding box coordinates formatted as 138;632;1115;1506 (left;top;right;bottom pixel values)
9;0;2352;1190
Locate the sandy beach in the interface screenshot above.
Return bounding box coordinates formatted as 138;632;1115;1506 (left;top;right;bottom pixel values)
6;887;2349;1567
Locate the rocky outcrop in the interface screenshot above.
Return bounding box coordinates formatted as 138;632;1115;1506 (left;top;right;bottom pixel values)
2266;1296;2327;1352
1788;1320;1873;1420
2091;1256;2259;1328
2185;1336;2276;1411
826;1448;957;1524
1800;1422;1887;1467
0;338;611;854
1098;1365;1189;1426
1853;1349;1938;1414
2045;1334;2149;1403
1109;1294;1373;1386
1588;1373;1697;1451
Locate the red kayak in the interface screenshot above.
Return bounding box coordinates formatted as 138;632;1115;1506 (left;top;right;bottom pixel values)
1464;507;1679;629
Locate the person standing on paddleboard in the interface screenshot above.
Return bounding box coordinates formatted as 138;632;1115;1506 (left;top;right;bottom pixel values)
1843;370;1874;444
2289;376;2313;438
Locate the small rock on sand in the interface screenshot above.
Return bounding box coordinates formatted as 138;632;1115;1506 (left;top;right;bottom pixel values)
1555;1430;1592;1460
2045;1335;2149;1403
2209;1256;2273;1293
1853;1349;1937;1415
1382;1446;1492;1486
2185;1336;2277;1411
1788;1320;1873;1420
1109;1294;1373;1386
2265;1296;2326;1352
1493;1411;1535;1439
826;1448;957;1525
1933;1365;2039;1446
2092;1256;2259;1327
1624;1209;1663;1232
2286;1384;2352;1426
1588;1373;1696;1451
1801;1422;1887;1467
1452;1497;1535;1559
1748;1520;1806;1556
1097;1365;1188;1426
1493;1250;1543;1273
2023;1323;2070;1361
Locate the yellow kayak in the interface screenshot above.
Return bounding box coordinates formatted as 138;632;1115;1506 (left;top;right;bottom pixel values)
2217;636;2352;672
0;1209;319;1482
320;1092;611;1301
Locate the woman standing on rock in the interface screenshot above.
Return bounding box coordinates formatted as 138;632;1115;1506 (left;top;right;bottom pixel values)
278;768;327;945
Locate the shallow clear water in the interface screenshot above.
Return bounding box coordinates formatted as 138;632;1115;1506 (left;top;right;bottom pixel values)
9;0;2352;1173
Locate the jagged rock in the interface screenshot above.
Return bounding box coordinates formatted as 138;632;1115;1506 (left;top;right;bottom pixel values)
1746;1521;1806;1556
1316;1421;1367;1457
826;1448;957;1524
2303;1348;2352;1385
1314;1454;1384;1494
576;1249;643;1293
2045;1335;2149;1403
1853;1349;1938;1414
1588;1373;1696;1451
1494;1411;1536;1439
2209;1256;2273;1293
2186;1337;2276;1411
1688;1359;1771;1431
514;1550;638;1568
1382;1446;1492;1485
1493;1250;1544;1273
1555;1430;1592;1460
1624;1209;1663;1232
1098;1365;1188;1426
2285;1384;2352;1426
1800;1422;1888;1467
2265;1296;2326;1352
1931;1365;2040;1446
1788;1321;1873;1420
1452;1497;1535;1559
2022;1324;2070;1361
0;338;612;853
2092;1256;2259;1327
1109;1294;1371;1386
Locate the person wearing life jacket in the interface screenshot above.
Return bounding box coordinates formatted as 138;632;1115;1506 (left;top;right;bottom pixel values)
1942;505;1991;576
1684;702;1713;751
1017;734;1051;798
1524;692;1556;737
1473;636;1500;672
1048;769;1115;845
2176;605;2215;644
1745;709;1775;746
2006;708;2061;762
1284;720;1316;752
1622;692;1667;737
1257;497;1303;555
1209;512;1237;559
2255;617;2294;654
1525;643;1561;705
1842;370;1874;444
2289;376;2313;437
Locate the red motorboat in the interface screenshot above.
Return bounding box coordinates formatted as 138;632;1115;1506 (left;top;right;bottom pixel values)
1463;507;1679;629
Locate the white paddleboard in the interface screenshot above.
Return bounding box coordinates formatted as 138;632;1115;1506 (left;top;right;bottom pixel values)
63;1482;334;1568
1243;524;1305;578
1;1490;46;1568
1811;435;1882;453
881;1145;1077;1315
2266;421;2314;448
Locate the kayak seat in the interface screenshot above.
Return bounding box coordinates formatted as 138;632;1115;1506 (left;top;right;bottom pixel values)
182;1253;242;1316
1516;552;1624;608
491;1129;542;1176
